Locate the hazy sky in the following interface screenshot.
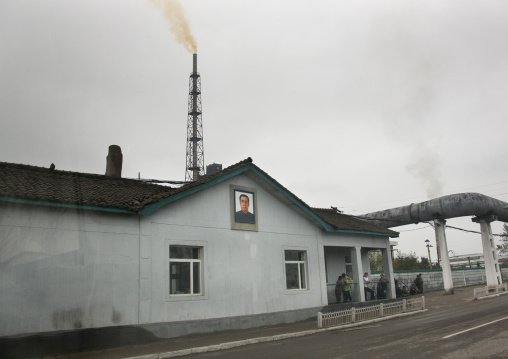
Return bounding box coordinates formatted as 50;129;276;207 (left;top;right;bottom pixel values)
1;0;507;259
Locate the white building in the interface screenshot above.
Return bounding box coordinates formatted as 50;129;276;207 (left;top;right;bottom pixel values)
0;157;398;356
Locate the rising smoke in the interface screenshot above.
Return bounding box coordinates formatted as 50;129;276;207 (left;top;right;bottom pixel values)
406;142;444;199
148;0;197;53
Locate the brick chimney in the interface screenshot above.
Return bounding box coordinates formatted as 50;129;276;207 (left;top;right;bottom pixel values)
105;145;122;178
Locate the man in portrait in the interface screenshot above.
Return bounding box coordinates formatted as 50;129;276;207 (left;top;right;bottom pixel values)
235;193;255;223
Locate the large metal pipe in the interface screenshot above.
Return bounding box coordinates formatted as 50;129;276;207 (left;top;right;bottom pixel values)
360;193;508;228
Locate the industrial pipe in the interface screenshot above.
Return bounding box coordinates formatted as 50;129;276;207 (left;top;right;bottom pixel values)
360;193;508;228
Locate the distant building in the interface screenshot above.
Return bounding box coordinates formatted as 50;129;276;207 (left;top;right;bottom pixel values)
448;254;484;268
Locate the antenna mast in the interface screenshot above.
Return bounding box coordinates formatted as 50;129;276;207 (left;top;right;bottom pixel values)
185;53;204;182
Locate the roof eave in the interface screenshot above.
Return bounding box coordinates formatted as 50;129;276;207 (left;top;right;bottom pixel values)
328;228;399;237
139;163;338;232
0;195;136;215
138;164;255;216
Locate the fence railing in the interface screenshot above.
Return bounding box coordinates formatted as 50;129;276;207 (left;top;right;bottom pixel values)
317;296;425;329
473;284;507;299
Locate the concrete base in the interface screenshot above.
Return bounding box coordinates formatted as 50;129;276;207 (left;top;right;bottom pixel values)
0;307;321;359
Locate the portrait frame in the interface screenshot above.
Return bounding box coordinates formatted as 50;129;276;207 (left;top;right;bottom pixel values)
230;184;258;231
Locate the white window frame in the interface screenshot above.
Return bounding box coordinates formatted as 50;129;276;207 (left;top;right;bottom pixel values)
284;249;308;291
169;245;203;297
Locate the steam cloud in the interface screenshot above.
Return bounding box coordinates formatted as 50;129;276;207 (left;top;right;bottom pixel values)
149;0;197;53
406;143;444;199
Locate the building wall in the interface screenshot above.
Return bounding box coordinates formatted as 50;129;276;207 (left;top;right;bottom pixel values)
0;173;395;344
0;202;140;337
143;175;326;327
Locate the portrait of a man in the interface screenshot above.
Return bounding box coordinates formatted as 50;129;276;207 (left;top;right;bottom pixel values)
234;191;255;224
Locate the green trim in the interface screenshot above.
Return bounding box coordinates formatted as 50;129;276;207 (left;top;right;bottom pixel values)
0;196;136;215
139;165;252;216
248;166;336;232
139;162;395;237
249;167;395;237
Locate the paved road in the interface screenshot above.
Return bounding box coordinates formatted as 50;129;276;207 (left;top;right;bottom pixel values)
186;295;508;359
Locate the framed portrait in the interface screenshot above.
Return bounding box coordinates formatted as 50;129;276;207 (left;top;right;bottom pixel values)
230;185;258;231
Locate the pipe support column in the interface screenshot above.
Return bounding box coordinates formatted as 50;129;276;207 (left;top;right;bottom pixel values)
434;219;454;294
472;215;502;286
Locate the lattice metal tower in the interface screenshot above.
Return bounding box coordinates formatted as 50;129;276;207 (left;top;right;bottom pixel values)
185;53;204;182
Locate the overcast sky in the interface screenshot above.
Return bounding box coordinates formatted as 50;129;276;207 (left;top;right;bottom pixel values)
1;0;508;260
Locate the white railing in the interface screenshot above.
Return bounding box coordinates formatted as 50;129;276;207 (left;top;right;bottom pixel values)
474;284;507;299
317;296;425;329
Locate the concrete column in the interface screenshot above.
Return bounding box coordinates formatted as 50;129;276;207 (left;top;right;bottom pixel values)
434;219;454;294
351;247;365;302
381;241;396;299
472;215;502;286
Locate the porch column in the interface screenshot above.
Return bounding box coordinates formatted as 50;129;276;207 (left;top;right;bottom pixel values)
381;243;395;299
351;246;364;302
434;219;454;294
472;215;502;285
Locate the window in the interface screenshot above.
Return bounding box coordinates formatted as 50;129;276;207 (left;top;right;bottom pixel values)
345;254;353;278
169;246;202;295
285;250;307;290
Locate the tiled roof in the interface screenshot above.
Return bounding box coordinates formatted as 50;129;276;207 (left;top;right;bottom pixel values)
0;158;254;212
0;162;176;212
0;159;398;236
312;207;398;235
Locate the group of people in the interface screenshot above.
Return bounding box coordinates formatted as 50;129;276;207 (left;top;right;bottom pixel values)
334;273;354;303
336;272;425;303
335;272;390;303
396;273;424;297
363;272;388;300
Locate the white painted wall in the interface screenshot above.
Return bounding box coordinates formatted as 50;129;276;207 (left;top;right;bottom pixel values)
0;203;140;336
145;175;325;323
0;173;395;338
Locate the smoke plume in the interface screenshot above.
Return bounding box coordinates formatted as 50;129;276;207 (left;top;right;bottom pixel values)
406;143;444;199
149;0;197;53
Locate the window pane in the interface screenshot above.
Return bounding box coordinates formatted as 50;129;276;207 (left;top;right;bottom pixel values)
193;262;200;294
346;265;353;279
285;250;303;261
170;246;199;259
286;263;299;289
170;262;191;294
299;263;306;289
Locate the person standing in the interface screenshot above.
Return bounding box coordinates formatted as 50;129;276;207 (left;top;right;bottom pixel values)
343;274;353;302
335;275;344;303
377;274;388;299
363;272;375;300
415;273;424;294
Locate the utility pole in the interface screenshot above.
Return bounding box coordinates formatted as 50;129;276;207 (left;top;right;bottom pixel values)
425;239;433;269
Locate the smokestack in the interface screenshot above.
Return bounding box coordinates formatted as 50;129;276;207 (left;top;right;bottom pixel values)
105;145;123;178
185;53;204;182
